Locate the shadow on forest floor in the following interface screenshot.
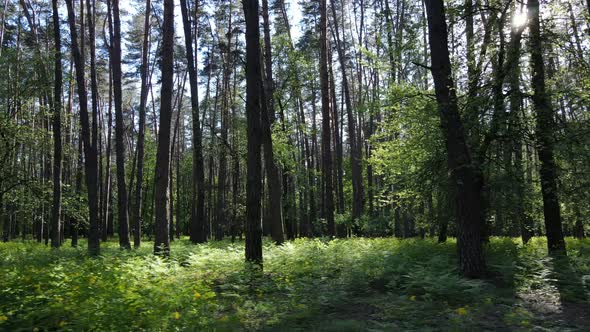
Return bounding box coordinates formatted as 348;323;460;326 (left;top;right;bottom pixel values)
266;238;590;331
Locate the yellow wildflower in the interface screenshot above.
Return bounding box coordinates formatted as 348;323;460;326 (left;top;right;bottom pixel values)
456;307;468;315
193;291;202;300
173;312;181;320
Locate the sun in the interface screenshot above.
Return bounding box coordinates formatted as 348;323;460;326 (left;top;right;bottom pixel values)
512;11;528;27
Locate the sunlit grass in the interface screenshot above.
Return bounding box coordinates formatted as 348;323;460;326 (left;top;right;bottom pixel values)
0;237;588;331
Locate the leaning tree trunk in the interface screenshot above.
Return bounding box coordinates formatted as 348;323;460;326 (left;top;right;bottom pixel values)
424;0;486;278
243;0;263;263
153;0;174;256
50;0;63;248
527;0;566;254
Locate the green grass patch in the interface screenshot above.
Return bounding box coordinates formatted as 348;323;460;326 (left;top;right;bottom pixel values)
0;237;588;331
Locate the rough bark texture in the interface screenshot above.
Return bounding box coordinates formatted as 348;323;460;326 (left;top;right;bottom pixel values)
527;0;566;254
50;0;62;248
424;0;486;278
153;0;174;256
243;0;263;263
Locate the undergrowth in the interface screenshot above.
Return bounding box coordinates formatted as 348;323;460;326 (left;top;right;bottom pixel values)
0;237;588;331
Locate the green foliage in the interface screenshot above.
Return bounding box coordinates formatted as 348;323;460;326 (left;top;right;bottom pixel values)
1;237;588;331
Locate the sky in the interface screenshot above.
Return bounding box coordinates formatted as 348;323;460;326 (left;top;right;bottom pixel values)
120;0;303;44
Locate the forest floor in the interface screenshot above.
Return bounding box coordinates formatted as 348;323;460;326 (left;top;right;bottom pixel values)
1;237;589;331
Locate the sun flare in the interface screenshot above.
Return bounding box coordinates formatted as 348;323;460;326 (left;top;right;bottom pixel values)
512;11;528;27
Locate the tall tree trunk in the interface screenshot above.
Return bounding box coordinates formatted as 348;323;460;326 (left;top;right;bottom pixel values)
424;0;486;278
330;1;364;225
103;66;114;241
261;0;284;244
72;136;83;247
216;10;232;241
180;0;206;244
321;0;335;237
50;0;63;248
86;0;101;239
243;0;263;263
527;0;566;254
108;0;131;249
153;0;174;256
65;0;100;255
133;0;151;248
328;49;344;215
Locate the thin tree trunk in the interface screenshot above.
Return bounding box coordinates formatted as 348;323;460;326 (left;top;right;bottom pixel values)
50;0;63;248
321;0;335;237
261;0;284;244
180;0;206;244
108;0;131;249
330;1;364;225
133;0;151;248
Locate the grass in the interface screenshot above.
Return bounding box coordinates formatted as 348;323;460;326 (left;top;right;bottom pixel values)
0;237;589;331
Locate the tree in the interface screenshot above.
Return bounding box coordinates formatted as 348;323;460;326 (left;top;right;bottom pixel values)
153;0;174;256
527;0;566;254
50;0;63;249
243;0;263;263
330;0;364;227
133;0;152;248
109;0;131;249
179;0;207;244
424;0;486;278
261;0;284;244
65;0;101;255
320;0;335;237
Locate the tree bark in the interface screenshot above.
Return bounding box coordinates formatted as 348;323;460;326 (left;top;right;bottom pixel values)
153;0;174;256
261;0;285;244
180;0;206;244
527;0;566;254
321;0;335;237
330;1;364;225
133;0;151;248
65;0;100;255
108;0;131;249
243;0;263;263
50;0;63;248
424;0;486;278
